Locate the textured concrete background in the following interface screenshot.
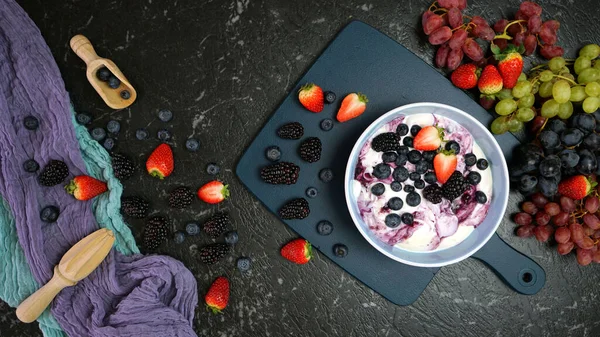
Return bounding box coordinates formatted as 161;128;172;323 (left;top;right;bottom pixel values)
2;0;599;336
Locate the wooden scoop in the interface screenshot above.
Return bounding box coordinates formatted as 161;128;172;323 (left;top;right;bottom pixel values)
70;34;137;109
16;228;115;323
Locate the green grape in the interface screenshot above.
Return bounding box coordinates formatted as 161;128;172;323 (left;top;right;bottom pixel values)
531;81;540;94
575;56;592;74
557;101;574;119
561;73;576;82
585;82;600;97
594;60;600;70
570;85;588;102
496;88;513;100
495;98;518;116
507;119;524;132
583;97;600;113
540;70;555;82
541;99;560;118
578;68;600;84
512;81;532;98
490;116;509;135
539;81;554;98
515;107;535;122
518;94;535;108
518;73;527;82
559;66;571;75
548;57;566;73
579;44;600;59
552;80;571;103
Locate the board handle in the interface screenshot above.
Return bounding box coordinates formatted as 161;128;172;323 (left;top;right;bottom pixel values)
70;34;101;65
471;233;546;295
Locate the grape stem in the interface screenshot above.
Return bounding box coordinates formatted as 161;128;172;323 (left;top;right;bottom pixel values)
428;1;438;11
451;25;467;32
432;8;448;14
494;20;527;40
554;74;578;86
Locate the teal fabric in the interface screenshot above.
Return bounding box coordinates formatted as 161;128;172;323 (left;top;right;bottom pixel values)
0;108;140;336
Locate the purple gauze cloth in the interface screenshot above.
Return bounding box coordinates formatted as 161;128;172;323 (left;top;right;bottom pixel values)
0;1;198;336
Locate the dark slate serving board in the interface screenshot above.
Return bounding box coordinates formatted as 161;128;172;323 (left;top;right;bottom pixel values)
236;20;545;305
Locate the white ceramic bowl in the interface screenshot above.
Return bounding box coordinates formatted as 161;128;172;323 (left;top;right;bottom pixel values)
345;102;509;268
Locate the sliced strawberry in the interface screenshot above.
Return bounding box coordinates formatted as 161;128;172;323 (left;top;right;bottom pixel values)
433;151;457;184
298;83;324;113
198;181;230;204
413;126;444;151
336;93;368;123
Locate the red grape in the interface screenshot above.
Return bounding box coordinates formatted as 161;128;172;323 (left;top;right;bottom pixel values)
474;56;488;68
552;212;569;226
527;15;542;34
534;225;552;242
530;116;546;133
437;0;459;8
456;0;466;10
514;212;533;226
532;193;549;208
448;8;463;29
493;39;508;51
593;249;600;263
594;230;600;239
429;26;453;45
577;237;595;250
441;13;449;27
470;16;489;28
524;34;537;56
540;45;564;59
540;20;560;45
570;223;585;242
446;48;463;71
514;10;529;21
479;96;495;110
477;26;495;41
462;38;483;61
585;197;600;213
516;225;535;238
557;242;575;255
507;22;523;36
448;29;468;50
436;44;451;68
513;32;526;47
544;202;560;216
559;196;575;213
555;227;571;243
423;12;444;35
493;19;508;33
584;225;596;236
535;211;551;226
520;1;543;17
577;248;593;266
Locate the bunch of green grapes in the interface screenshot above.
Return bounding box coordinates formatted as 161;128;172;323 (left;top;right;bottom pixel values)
491;43;600;135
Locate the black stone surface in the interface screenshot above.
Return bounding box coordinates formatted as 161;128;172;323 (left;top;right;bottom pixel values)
2;1;600;336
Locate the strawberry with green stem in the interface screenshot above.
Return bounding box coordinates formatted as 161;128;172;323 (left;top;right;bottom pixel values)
478;65;503;96
336;93;368;123
298;83;324;113
413;125;444;151
205;276;230;314
281;239;312;264
146;143;174;179
492;44;525;89
558;175;596;200
198;181;230;204
65;175;108;201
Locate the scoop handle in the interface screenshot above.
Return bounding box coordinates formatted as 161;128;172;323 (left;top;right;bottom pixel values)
16;266;76;323
70;34;101;65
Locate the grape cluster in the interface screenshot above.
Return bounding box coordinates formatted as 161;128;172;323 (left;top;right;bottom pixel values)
514;192;600;266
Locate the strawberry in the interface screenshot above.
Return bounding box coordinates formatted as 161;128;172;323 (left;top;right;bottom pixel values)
433;151;457;184
558;175;596;200
336;93;368;122
205;276;229;314
280;238;312;264
493;44;524;89
197;181;230;204
413;126;444;151
298;83;324;113
478;65;503;95
65;175;108;201
146;143;174;179
450;64;479;89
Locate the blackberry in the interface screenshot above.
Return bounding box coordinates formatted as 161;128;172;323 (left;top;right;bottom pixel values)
203;212;230;237
319;168;334;182
464;153;477;167
261;162;300;185
121;196;149;219
371;133;400;152
396;124;409;136
225;231;239;245
144;216;170;250
423;185;443;204
168;186;194;208
38;160;69;186
277;122;304;139
299;137;322;163
441;171;469;200
111;153;135;180
199;243;231;264
279;198;310;220
410;125;421;136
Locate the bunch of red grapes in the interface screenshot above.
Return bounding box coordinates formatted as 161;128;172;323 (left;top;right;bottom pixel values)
514;191;600;266
422;1;564;71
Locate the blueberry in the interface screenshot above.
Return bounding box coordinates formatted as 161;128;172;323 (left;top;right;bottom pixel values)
24;116;39;130
409;172;420;181
401;213;414;225
403;137;414;148
120;90;131;99
467;171;481;185
317;220;333;236
415;161;428;174
173;231;186;244
410;125;421;136
96;67;111;81
40;206;59;223
333;244;348;258
206;163;220;175
385;214;402;228
319;168;334;182
306;187;318;198
414;179;425;189
103;137;116;151
107;75;120;89
475;191;487;204
422;151;436;162
396;124;409;136
265;146;281;161
372;163;391;179
158;109;173;122
225;231;239;245
464;153;477;167
135;128;149;140
76;113;92;125
403;185;415;193
407;150;422;164
237;257;252;272
106;120;121;134
406;192;421;207
185;138;200;151
424;172;437;184
476;158;489;170
390;181;402;192
185;222;201;236
445;141;460;154
393;167;409;182
157;129;172;141
371;183;385;196
387;197;403;210
382;152;398;163
320;118;334;131
324;91;336;104
23;159;39;173
91;127;106;141
395;154;408;166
